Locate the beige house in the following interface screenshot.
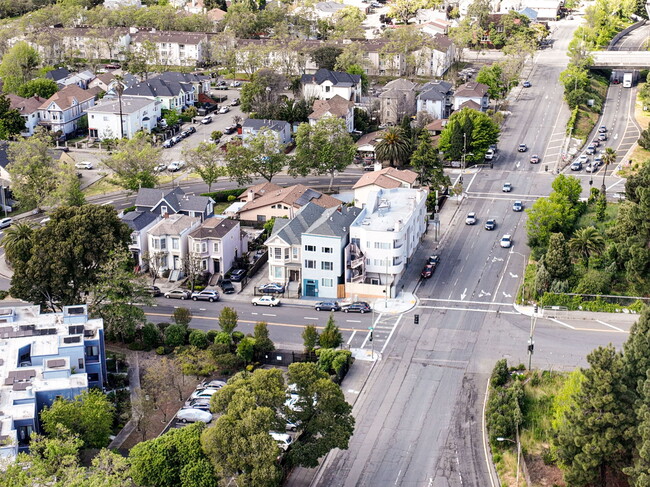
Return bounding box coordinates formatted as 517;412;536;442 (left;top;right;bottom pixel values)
237;183;342;223
352;167;419;208
188;217;246;275
308;95;355;132
378;78;418;126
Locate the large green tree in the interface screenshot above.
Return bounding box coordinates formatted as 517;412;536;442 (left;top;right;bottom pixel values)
10;205;132;309
225;128;287;185
0;221;35;265
544;233;572;281
182;142;226;192
319;313;343;349
291;117;356;191
0;41;40;93
410;130;450;189
0;93;25;139
15;77;59;99
375;126;411;168
568;226;605;264
102;131;162;191
437;108;500;166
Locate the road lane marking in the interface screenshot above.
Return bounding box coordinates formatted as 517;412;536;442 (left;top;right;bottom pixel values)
420;298;513;306
346;319;361;323
347;330;357;345
251;312;258;315
549;318;575;329
381;314;402;354
596;319;624;332
304;317;318;320
262;313;276;317
417;305;519;315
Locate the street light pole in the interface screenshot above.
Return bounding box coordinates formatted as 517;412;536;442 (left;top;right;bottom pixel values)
528;304;538;370
385;256;389;308
497;433;521;487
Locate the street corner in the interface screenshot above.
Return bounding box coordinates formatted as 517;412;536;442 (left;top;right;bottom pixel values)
351;348;381;362
371;292;418;315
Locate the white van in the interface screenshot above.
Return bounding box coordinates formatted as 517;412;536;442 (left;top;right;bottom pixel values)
270;432;293;451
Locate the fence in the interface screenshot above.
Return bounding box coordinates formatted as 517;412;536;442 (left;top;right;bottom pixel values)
257;349;317;367
542;306;569;320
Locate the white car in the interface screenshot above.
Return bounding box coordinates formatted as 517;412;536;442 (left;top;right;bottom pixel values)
270;432;293;451
0;217;12;229
75;161;93;170
252;295;280;307
201;116;213;124
578;154;589;164
188;387;221;402
154;163;168;172
502;182;512;192
218;106;230;114
176;408;212;423
465;212;477;225
198;379;227;391
230;81;241;87
500;235;512;248
167;161;185;172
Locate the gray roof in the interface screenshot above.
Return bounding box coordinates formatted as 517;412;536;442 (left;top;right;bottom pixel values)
315;1;346;12
86;96;158;115
270;202;324;246
135;187;212;214
149;214;200;236
306;205;361;238
45;67;70;82
383;78;417;92
123;78;194;98
154;71;210;84
301;68;361;88
519;7;538;20
121;210;159;231
418;80;453;101
242;118;290;133
189;217;238;239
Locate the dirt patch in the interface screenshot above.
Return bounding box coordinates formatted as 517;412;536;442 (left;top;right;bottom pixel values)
526;454;565;487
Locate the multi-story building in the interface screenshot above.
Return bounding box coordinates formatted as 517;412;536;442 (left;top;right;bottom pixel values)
147;214;202;280
134;187;214;222
352;167;419;208
453;81;490;112
38;85;98;137
378;78;418;126
0;304;106;464
346;187;428;297
241;119;292;146
417;80;453;120
308;95;355;132
86;96;162;140
123;78;195;112
7;95;45;137
121;209;161;268
301;69;362;103
130;29;209;67
188;217;246;275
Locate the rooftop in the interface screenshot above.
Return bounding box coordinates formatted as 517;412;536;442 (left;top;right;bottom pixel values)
39;84;97;111
189;217;239;239
353;167;418;189
240;184;342;213
148;213;200;236
352;187;427;233
86;96;159;115
301;68;361;88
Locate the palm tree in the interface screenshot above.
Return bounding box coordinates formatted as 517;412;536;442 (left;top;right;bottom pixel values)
568;226;606;264
1;222;35;266
375;127;411;167
600;147;616;195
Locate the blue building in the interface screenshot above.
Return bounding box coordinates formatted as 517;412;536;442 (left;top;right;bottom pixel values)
0;304;107;464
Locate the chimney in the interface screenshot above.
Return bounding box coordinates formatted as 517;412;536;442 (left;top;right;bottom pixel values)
163;213;169;219
247;189;255;202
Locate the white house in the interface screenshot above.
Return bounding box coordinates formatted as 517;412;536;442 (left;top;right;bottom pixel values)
121;210;161;268
414;34;456;78
122;78;195;112
453;82;490;112
86;96;161;140
301;68;362;103
104;0;141;8
130;29;209;67
7;95;45;137
38;85;98;136
188;217;246;275
416;80;453;120
147;214;201;280
241;119;292;146
347;187;428;297
308;95;355;132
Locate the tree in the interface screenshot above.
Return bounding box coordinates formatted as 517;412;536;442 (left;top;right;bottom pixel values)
173;307;193;327
10;205;131;310
285;362;355;468
551;173;582;206
311;46;343;70
387;0;439;24
102;131;162;191
182;142;226;192
0;41;40;93
302;324;320;352
16;77;58;99
639;125;650;150
225;129;287;185
40;389;115;449
410;130;450;189
239;68;287;115
375;127;411;168
165;324;187;348
0;93;25;139
569;226;606;264
219;307;239;336
526;197;569;254
437;108;500;166
236;336;256;364
600;147;616;195
625;156;650;203
544;233;572;281
176;346;218;378
0;221;34;265
554;345;634;487
130;423;218;487
319;313;343;349
253;322;275;357
330;6;366;39
291;117;356;191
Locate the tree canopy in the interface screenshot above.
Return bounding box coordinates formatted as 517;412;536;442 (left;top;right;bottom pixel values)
438;108;500;165
0;41;40;93
225;129;288;185
102;132;162;190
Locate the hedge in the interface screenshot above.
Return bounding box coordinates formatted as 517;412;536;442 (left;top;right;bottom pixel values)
539;293;646;313
201;188;246;202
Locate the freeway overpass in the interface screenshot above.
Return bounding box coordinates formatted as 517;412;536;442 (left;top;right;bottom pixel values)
590;51;650;69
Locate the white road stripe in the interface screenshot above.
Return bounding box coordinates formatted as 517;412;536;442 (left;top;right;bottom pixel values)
419;298;513;306
381;314;402;354
346;319;361;323
596;319;624;332
304;317;318;320
262;313;276;317
347;330;357;345
417;305;519;315
549;318;575;330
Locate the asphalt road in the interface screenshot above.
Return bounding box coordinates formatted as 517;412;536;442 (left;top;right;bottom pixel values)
610;24;650;51
314;18;635;487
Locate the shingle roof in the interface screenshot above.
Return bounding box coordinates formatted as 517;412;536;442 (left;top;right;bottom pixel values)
238;182;282;201
242;119;290;133
240;184;342;213
207;7;226;21
269;202;325;246
352;167;418;189
154;71;210;84
123;79;194;98
308;95;354;120
418;80;453;101
455;81;489;98
45;67;69;82
7;94;45;114
121;210;159;231
86;96;158;115
38;84;96;111
306;205;361;237
149;214;200;236
135;187;211;213
433;33;453;49
458;99;481;110
315;1;346;13
189;217;238;239
383;78;417;91
300;68;361;88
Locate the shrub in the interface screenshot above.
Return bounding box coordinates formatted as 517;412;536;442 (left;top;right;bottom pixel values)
491;359;510;387
164;324;187;348
155;346;167;355
232;331;245;344
127;342;146;351
206;330;218;343
141;322;161;350
189;329;209;349
0;290;8;300
201;188;246;202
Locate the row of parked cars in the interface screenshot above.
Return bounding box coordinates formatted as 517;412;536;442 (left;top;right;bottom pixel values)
162;126;196;148
570;126;609;172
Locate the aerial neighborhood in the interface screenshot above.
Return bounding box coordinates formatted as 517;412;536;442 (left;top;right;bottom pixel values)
0;0;649;485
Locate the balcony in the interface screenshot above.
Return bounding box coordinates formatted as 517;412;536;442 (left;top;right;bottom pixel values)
349;254;364;269
350;270;364;283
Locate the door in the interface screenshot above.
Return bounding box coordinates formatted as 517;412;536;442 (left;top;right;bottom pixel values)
213;259;220;273
289;270;300;282
304;279;318;297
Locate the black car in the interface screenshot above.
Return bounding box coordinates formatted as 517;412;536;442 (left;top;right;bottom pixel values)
187;126;196;134
342;302;372;313
224;125;237;135
220;280;235;294
229;269;247;282
314;301;340;311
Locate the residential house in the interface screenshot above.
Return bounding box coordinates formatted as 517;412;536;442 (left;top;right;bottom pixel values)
453;81;490;111
425;118;448;136
121;210;161;267
416;80;453;119
171;0;206;14
355;130;385;159
153;71;211;95
7;94;45;137
415;10;451;33
147;214;201;279
308;95;355;132
134;187;214;221
188;217;246;275
301;68;362;103
237;183;342;223
206;8;226;23
122;78;195;112
86;96;162;140
104;0;142;7
38;84;98;137
45;67;70;83
378;78;417;125
88;72;138;94
352;167;419;208
301;205;362;299
310;1;347;19
0;304;106;464
414;34;455;78
346;187;428;297
130;29;210;67
241;119;292;146
58;70;96;89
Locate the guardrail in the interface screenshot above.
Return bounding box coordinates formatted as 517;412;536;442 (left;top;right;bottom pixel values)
608;20;647;50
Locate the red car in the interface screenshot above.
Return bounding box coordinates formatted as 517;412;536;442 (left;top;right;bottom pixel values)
421;264;435;279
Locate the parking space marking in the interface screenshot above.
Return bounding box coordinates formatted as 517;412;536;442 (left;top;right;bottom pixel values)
596;319;624;332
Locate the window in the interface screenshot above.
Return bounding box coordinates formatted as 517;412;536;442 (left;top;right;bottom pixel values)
213;242;220;253
322;247;333;253
305;260;316;269
17;425;33;447
274;248;282;259
284;248;289;260
85;345;99;357
273;266;282;279
201;259;208;270
292;247;299;259
78;358;84;369
257;215;266;222
87;373;100;383
161;205;168;215
321;261;333;271
322;278;333;287
374;242;390;249
304;245;316;252
351;238;361;247
172;238;179;250
325;85;331;92
103;116;108;121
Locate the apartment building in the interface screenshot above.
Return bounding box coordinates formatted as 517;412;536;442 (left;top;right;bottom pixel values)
86;96;162;140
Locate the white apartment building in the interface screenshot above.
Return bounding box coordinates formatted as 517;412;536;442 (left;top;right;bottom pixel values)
130;30;209;67
347;187;428;298
147;214;201;280
86;96;161;140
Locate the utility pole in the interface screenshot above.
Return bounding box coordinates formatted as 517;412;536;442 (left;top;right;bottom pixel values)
115;75;125;139
527;304;538;370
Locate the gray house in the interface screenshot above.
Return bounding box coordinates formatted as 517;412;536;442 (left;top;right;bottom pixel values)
417;80;453;119
134;187;214;221
378;78;417;125
121;210;161;267
242;119;292;146
123;78;195;112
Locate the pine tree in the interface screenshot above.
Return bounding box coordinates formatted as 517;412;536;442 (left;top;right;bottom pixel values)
319;313;342;349
544;233;572;281
554;345;634;487
624;371;650;486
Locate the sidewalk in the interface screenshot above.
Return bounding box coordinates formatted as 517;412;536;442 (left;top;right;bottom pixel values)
107;350;141;451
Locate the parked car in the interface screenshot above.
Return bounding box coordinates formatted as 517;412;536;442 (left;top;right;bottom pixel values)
187;126;196;135
214;84;228;90
54;146;70;152
171;135;183;144
229;269;247;282
484;219;496;230
176;408;212;423
529;154;540;164
154;163;168;172
164;289;191;300
522;81;531;88
314;301;340;311
502;182;512;192
189;387;221;401
517;144;527;152
162;138;175;148
259;283;285;294
201;115;213;124
342;301;371;313
465;212;477;225
220;279;235;294
147;285;162;297
167;161;185;172
428;255;440;268
500;235;512;248
421;264;435;279
198;379;227;390
586;145;595;155
224;125;237;135
230;98;240;106
594;155;602;166
230;81;241;87
218;106;230;114
578;154;589;164
75;161;93;169
484;148;495;160
215;80;226;87
191;290;220;302
513;200;523;212
183;399;211;411
570;161;583;171
252;295;281;307
270;432;293;451
180;130;191;138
